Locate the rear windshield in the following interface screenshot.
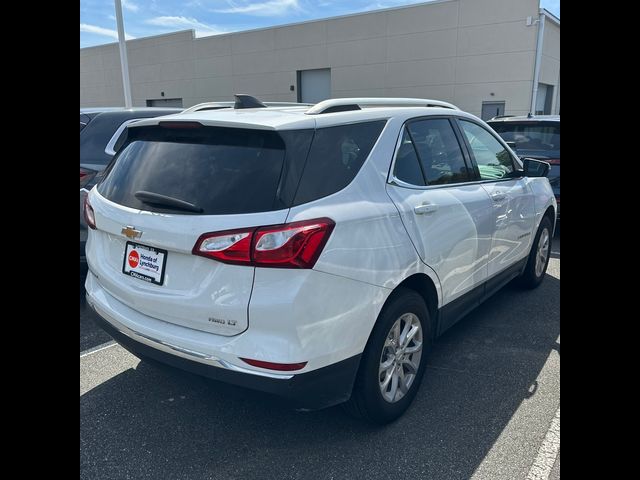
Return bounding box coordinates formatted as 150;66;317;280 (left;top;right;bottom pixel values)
98;126;286;215
489;121;560;158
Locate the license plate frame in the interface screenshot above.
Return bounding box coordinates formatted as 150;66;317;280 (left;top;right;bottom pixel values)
122;241;168;286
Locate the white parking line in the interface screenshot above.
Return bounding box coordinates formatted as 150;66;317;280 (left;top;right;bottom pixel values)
80;341;116;358
526;407;560;480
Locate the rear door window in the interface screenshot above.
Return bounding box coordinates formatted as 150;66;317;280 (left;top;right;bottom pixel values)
98;126;287;215
393;128;426;186
406;118;472;185
293;120;386;205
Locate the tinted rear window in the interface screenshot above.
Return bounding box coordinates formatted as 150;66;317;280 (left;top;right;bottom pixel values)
293;120;386;206
98;126;286;215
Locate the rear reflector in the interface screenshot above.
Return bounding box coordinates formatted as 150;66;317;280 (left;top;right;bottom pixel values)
192;218;335;269
240;358;307;371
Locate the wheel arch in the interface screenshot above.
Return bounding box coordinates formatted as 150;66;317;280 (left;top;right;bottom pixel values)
373;273;440;341
543;205;556;235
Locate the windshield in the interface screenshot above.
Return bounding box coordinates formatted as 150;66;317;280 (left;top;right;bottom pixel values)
489;121;560;159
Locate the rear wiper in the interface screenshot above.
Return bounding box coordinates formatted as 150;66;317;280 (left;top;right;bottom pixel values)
134;191;203;213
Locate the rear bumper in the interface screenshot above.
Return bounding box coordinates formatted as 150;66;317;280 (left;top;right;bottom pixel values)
87;299;361;410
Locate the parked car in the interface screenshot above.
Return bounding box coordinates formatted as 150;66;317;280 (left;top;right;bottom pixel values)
488;115;560;220
80;107;183;262
84;96;556;423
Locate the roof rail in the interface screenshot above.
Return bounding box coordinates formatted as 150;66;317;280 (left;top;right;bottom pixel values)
305;97;460;115
182;102;234;113
490;115;516;120
182;100;314;114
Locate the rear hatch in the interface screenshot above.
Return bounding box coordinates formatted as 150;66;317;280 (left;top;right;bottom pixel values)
86;124;291;336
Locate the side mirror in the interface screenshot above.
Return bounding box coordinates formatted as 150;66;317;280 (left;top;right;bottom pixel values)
523;158;550;177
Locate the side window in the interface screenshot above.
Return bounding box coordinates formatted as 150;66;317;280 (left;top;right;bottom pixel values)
407;119;471;185
393;127;425;186
293;120;387;206
459;120;514;180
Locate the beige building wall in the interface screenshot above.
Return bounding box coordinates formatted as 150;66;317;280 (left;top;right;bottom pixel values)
81;0;558;118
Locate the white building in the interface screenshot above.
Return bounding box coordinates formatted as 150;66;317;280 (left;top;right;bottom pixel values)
80;0;559;119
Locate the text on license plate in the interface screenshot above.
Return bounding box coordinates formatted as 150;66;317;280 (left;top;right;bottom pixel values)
122;241;167;285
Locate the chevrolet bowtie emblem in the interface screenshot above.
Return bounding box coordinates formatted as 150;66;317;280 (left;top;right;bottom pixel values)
121;226;142;239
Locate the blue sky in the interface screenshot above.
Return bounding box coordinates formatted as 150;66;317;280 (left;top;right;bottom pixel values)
80;0;560;48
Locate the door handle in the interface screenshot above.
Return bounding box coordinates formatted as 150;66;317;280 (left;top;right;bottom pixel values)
491;192;507;202
414;203;438;215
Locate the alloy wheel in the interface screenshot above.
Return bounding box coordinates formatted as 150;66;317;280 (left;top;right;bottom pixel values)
378;313;423;403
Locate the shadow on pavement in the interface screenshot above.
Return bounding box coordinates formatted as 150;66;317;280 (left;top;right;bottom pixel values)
81;271;560;479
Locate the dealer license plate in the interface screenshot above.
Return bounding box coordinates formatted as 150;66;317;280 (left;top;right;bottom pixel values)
122;241;167;285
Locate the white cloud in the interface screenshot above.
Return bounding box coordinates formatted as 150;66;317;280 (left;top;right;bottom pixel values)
363;0;423;11
146;16;224;37
80;23;136;40
215;0;302;17
122;0;139;12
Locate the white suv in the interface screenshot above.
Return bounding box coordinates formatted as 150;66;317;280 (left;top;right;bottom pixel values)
84;97;556;423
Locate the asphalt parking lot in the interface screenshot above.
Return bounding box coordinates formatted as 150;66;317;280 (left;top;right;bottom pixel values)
80;233;559;480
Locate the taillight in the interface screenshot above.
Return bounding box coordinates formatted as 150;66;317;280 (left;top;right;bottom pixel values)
253;219;335;268
192;227;255;265
83;195;96;230
192;218;335;269
80;168;96;188
239;358;307;371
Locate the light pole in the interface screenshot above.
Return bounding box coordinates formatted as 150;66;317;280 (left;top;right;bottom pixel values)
114;0;132;107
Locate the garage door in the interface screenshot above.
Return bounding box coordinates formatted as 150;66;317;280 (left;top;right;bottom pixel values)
298;69;331;104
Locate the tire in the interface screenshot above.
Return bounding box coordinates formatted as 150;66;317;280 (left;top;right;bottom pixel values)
518;216;553;289
343;288;432;424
